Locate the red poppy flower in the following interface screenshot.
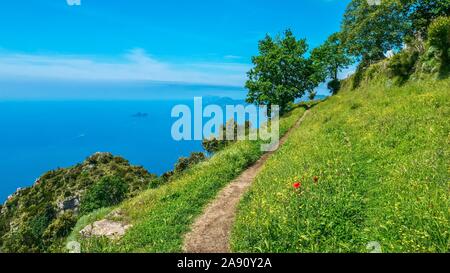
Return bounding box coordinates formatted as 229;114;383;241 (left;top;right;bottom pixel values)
293;182;301;189
313;176;319;184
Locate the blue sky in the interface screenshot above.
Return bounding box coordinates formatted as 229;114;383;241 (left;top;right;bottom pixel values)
0;0;351;90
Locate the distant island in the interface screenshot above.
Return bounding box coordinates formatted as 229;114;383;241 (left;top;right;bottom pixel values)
131;112;149;118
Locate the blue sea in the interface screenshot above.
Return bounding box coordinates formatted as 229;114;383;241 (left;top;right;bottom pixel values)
0;81;247;202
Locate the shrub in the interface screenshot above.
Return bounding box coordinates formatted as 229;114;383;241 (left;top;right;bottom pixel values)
148;176;167;189
327;79;341;95
28;205;56;242
352;63;366;89
175;152;206;173
43;211;77;242
428;17;450;62
147;153;207;189
387;50;419;83
1;204;56;252
308;91;317;101
202;137;222;154
80;176;128;214
202;120;253;154
161;171;174;181
419;46;441;73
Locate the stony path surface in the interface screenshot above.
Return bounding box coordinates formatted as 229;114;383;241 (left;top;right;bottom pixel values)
183;110;310;253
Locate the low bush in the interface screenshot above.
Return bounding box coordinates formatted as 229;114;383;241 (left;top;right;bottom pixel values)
327;79;341;95
80;176;128;215
202;120;252;154
43;211;77;244
387;50;419;83
202;137;226;154
428;16;450;60
175;152;206;173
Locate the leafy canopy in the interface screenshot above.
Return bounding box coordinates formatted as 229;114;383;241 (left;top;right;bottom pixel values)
245;29;316;113
341;0;408;64
402;0;450;38
428;16;450;52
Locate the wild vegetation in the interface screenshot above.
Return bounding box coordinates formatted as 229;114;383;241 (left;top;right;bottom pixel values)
152;152;207;189
230;0;450;253
202;120;252;154
231;70;450;253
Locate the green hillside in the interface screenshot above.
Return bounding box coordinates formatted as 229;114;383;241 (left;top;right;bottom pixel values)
68;106;305;252
70;68;449;254
231;74;450;253
0;153;156;252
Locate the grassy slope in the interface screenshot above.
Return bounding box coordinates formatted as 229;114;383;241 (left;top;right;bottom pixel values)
72;106;306;253
231;78;450;253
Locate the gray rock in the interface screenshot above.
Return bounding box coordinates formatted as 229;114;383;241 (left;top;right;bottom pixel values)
57;196;80;212
79;219;132;239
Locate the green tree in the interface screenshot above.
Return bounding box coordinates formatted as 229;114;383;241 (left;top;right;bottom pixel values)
246;29;316;113
311;33;352;94
341;0;408;65
80;176;128;214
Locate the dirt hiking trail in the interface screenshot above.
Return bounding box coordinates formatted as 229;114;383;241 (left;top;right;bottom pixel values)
183;109;310;253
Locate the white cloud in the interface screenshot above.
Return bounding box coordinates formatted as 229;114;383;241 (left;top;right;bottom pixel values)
0;48;250;87
224;55;242;60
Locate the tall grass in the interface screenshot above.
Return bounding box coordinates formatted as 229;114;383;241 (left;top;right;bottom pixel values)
231;79;450;253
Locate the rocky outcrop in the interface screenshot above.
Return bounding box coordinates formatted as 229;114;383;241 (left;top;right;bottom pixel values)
79;220;132;239
0;152;156;253
57;196;80;212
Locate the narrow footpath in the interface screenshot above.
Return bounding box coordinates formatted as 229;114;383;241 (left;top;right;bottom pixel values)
183;110;310;253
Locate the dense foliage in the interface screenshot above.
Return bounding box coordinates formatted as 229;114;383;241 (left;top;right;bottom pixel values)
341;0;407;65
428;16;450;61
387;50;420;82
403;0;450;38
80;176;129;215
174;152;206;174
